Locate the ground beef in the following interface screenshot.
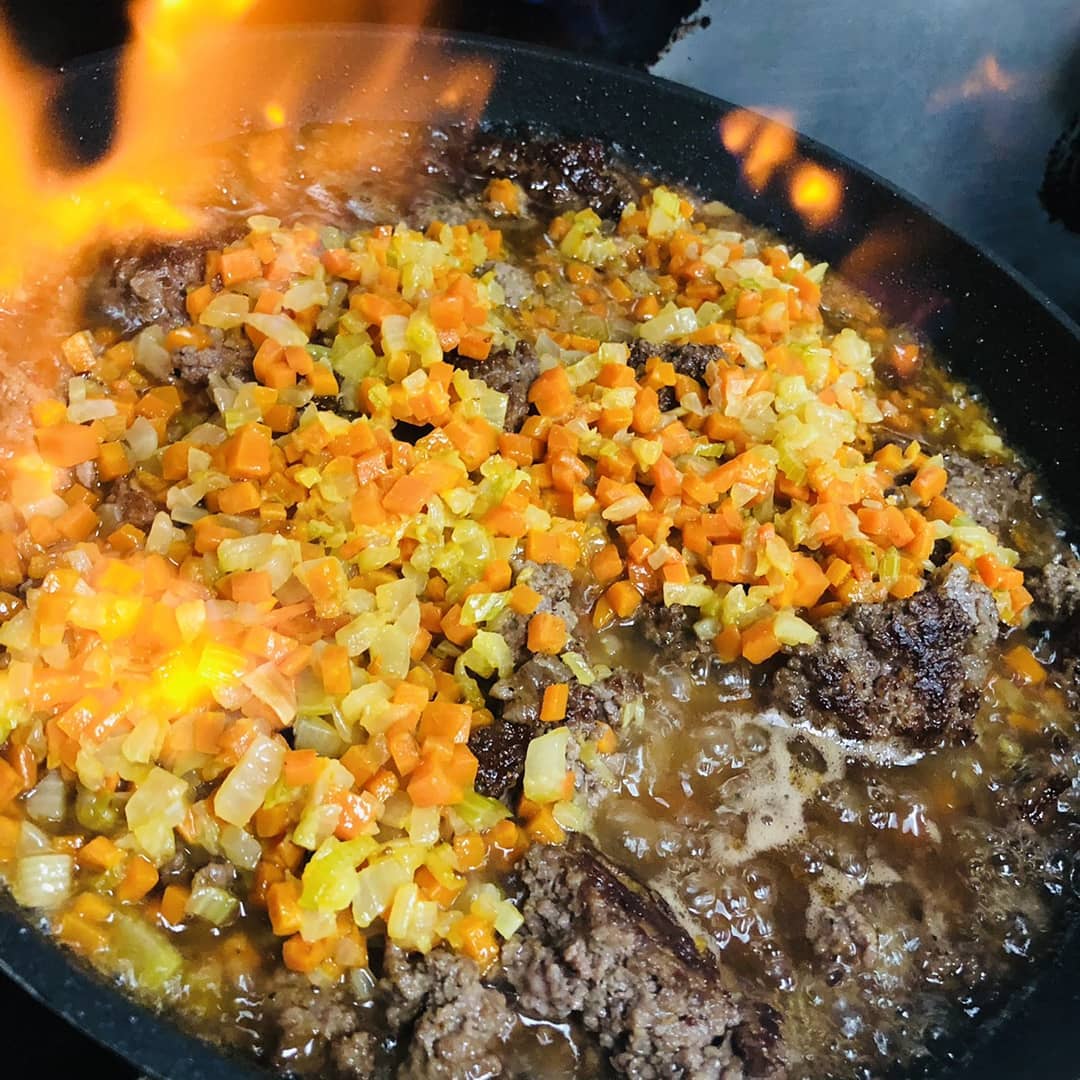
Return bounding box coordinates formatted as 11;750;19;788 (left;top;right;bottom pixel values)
453;340;539;432
505;837;777;1079
941;450;1036;543
476;655;642;801
628;341;723;385
731;1005;786;1080
261;970;377;1078
491;560;577;664
100;474;158;531
464;131;637;218
381;946;513;1080
173;331;255;387
638;600;695;649
489;654;640;732
772;565;999;745
1026;553;1080;628
805;882;924;980
86;236;218;336
190;860;237;893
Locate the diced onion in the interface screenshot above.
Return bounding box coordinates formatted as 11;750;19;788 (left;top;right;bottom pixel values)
214;734;285;826
524;727;571;803
244;312;309;346
25;769;67;824
14;853;72;909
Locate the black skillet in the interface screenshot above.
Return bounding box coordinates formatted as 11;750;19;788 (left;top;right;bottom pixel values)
3;23;1079;1080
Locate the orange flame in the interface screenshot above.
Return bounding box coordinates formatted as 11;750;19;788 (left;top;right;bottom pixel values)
720;107;843;229
928;54;1020;112
0;1;494;295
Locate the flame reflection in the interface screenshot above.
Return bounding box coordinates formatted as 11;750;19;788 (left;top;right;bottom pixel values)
720;108;843;230
928;54;1020;112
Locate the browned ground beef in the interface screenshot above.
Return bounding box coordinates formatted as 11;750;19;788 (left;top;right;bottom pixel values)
492;560;578;665
474;655;642;801
86;237;218;335
805;882;924;980
628;341;724;384
100;474;159;531
382;947;513;1079
262;970;379;1077
173;331;255;387
464;132;638;218
941;450;1037;542
772;565;999;745
505;837;780;1079
453;341;539;432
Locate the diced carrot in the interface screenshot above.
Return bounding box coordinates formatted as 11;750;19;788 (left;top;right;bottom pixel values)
35;422;99;467
791;554;830;608
283;748;321;788
741;617;782;664
78;835;124;871
282;933;334;974
333;789;379;839
540;683;569;722
161;884;191;927
441;604;476;646
319;644;352;696
220;246;263;286
222;423;272;480
227;569;273;604
509;584;542;615
1003;643;1046;685
528;612;568;655
591;543;624;585
382;474;435;516
117;855;159;903
910;465;947;503
528;366;574;418
407;757;465;807
605;580;643;619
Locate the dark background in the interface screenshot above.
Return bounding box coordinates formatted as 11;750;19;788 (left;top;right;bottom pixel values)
1;1;1079;1075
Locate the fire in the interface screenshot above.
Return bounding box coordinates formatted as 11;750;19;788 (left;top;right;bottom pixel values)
928;54;1020;111
0;0;493;295
720;107;843;229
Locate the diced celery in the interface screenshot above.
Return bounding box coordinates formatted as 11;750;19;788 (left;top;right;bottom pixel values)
112;912;183;992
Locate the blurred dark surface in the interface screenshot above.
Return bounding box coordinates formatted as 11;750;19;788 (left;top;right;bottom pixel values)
0;3;1077;1078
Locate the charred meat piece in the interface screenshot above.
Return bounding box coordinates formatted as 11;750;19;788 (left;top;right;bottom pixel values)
469;720;533;801
382;946;513;1080
85;236;220;336
453;340;539;433
464;131;638;217
505;837;782;1079
773;564;999;745
261;970;379;1078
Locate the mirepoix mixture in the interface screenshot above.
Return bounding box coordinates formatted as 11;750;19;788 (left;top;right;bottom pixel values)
0;124;1078;1079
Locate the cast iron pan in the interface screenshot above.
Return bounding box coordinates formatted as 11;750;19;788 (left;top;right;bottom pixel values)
4;24;1079;1080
